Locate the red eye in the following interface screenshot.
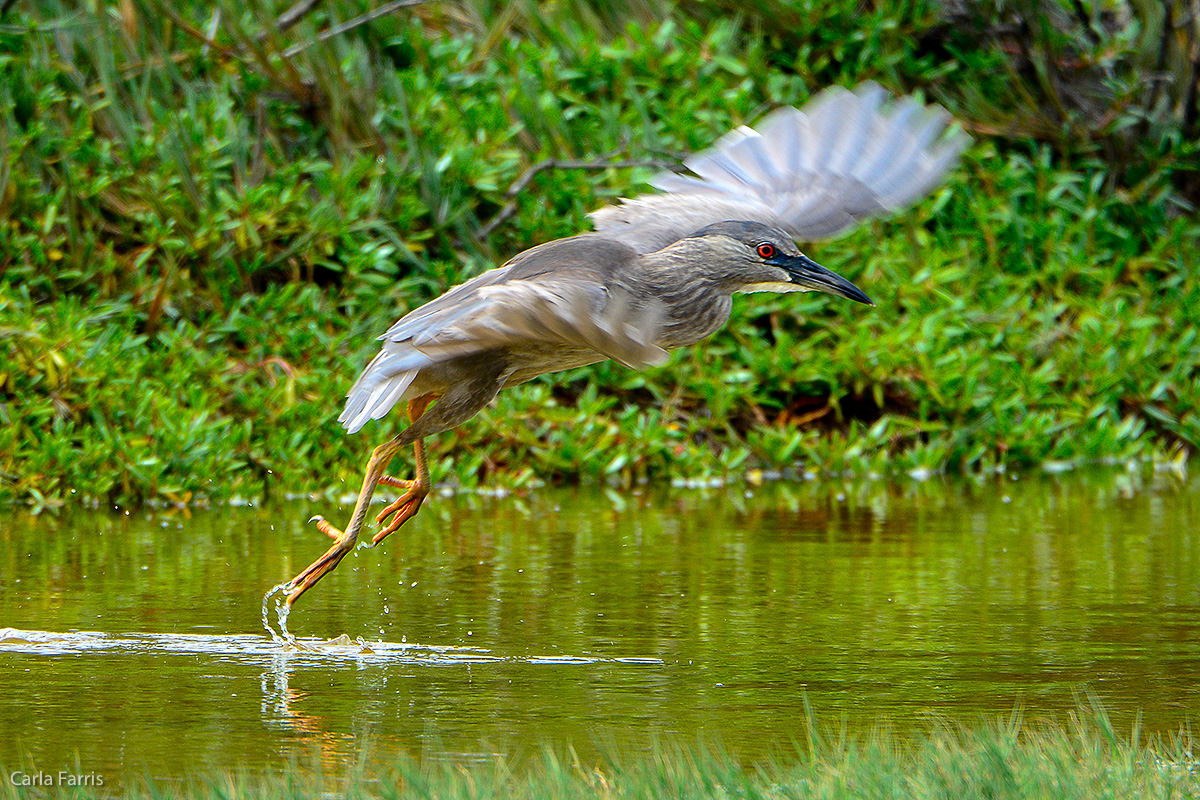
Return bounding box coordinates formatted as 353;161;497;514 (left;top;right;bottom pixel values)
757;243;775;259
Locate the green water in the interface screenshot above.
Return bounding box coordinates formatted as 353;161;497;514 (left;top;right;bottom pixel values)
2;468;1198;784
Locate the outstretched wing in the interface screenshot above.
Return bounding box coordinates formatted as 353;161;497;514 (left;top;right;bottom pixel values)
589;82;970;253
338;236;668;433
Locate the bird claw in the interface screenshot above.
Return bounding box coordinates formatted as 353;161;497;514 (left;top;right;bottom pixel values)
372;488;428;545
309;515;341;539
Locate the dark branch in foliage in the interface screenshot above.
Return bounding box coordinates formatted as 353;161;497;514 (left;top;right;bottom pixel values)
259;0;326;41
478;155;675;239
282;0;434;58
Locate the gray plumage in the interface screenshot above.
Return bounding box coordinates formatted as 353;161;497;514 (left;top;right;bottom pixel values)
339;83;969;439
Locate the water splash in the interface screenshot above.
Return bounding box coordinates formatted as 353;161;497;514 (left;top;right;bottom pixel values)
261;583;294;644
276;594;293;642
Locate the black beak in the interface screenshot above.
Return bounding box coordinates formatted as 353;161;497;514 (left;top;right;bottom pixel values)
781;253;874;306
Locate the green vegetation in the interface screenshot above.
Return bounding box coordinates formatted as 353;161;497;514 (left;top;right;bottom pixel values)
3;706;1197;799
2;1;1198;508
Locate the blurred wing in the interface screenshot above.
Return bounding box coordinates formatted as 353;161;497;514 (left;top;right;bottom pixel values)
590;82;970;253
338;245;667;434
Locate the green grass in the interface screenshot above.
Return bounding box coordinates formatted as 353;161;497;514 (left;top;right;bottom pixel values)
2;1;1199;508
3;706;1197;799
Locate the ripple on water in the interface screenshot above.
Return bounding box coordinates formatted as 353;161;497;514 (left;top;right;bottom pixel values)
0;627;662;667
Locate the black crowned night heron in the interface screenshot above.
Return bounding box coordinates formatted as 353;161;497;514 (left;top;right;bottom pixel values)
281;83;969;605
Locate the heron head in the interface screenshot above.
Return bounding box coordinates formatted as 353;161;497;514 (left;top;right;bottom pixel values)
687;220;873;306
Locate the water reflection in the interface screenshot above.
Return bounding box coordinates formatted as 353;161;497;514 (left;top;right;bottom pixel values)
1;467;1197;782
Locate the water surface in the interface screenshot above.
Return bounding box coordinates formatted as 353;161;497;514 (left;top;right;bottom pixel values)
2;468;1197;783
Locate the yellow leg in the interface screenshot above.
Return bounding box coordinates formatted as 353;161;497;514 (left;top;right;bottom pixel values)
283;396;434;606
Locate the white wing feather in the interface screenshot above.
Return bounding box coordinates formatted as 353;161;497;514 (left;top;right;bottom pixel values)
590;82;970;253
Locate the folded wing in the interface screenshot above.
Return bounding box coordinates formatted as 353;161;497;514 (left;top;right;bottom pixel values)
338;237;667;433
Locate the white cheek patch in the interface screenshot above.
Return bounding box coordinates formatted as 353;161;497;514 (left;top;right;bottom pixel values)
737;281;808;294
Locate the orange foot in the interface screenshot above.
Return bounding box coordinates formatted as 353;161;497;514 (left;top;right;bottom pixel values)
372;474;430;544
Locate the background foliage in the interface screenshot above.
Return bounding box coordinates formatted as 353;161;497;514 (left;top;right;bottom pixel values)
1;0;1198;507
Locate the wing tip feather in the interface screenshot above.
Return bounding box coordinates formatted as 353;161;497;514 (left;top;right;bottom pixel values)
591;82;970;248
